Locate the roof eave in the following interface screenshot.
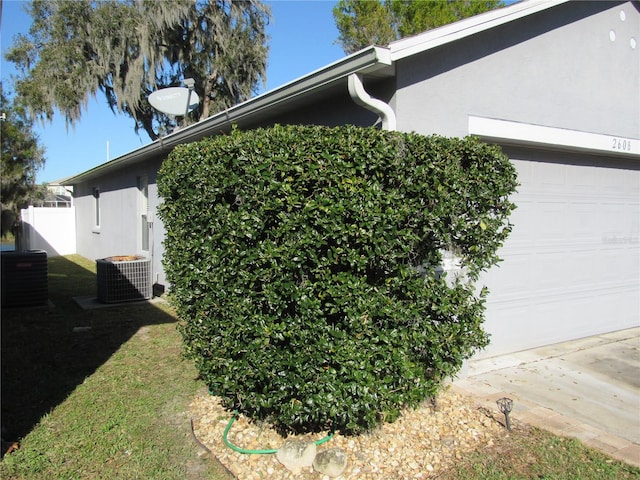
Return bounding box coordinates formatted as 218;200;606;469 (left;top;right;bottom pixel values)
389;0;571;61
62;46;393;186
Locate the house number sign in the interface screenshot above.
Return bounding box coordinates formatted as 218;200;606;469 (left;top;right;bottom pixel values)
611;137;635;152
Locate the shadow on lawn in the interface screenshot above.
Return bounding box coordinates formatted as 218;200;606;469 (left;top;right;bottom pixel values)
1;255;178;442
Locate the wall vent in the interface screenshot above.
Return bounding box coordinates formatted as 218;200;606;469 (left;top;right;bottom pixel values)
1;250;48;308
96;256;152;303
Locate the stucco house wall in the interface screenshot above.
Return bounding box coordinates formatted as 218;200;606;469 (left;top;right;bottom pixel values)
393;1;639;138
74;178;137;260
73;158;167;285
247;90;383;129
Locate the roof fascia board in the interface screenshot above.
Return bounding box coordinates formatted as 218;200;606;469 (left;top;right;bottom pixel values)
389;0;570;61
61;140;173;185
469;116;640;159
161;46;392;144
64;46;392;185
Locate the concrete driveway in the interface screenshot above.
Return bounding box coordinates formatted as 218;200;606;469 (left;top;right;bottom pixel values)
452;327;640;467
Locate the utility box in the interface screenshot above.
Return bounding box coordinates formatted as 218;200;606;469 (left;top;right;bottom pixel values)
96;256;152;303
1;250;48;308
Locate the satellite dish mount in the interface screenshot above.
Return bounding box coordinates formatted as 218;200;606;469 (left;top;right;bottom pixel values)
148;79;200;119
183;78;196;117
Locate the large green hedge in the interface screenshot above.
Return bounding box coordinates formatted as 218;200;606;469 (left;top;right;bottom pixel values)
158;124;517;435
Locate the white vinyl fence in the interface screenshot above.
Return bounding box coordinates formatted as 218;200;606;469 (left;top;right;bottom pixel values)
20;206;76;256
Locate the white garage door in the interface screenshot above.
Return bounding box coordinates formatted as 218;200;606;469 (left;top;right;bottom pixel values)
477;149;639;358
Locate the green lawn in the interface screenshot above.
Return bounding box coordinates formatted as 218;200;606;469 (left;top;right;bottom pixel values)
439;424;640;480
1;255;233;479
1;254;638;479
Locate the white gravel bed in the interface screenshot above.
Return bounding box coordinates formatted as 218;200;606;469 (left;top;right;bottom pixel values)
190;386;506;479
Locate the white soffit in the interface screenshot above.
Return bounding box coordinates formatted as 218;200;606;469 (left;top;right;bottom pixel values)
468;116;640;159
389;0;569;61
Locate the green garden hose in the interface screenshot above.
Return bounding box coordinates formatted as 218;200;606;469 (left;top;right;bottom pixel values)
222;410;334;454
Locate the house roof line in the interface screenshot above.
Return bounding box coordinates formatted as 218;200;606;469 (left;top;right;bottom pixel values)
62;47;392;185
62;0;569;186
389;0;570;61
158;46;393;143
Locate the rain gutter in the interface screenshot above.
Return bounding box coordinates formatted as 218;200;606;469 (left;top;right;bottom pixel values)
62;46;393;185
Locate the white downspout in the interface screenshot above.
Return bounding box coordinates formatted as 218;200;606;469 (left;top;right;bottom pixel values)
348;73;397;131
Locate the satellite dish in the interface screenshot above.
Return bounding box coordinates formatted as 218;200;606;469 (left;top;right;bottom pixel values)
149;86;200;116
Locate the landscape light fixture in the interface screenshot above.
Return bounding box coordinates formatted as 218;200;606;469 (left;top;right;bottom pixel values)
496;397;513;431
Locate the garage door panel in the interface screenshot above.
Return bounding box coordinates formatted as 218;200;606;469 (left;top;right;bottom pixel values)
601;202;634;234
482;253;531;298
483;297;582;355
623;171;640;191
595;247;639;283
565;250;595;285
507;200;537;243
536;203;568;240
531;251;567;289
572;166;597;190
567;202;598;238
482;286;639;357
509;200;569;244
532;161;567;189
599;168;627;192
476;154;639;359
482;303;535;355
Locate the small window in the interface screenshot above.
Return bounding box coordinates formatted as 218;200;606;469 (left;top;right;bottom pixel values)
92;187;100;229
138;176;149;251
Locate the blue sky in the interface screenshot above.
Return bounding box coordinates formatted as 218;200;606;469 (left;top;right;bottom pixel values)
1;0;345;183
